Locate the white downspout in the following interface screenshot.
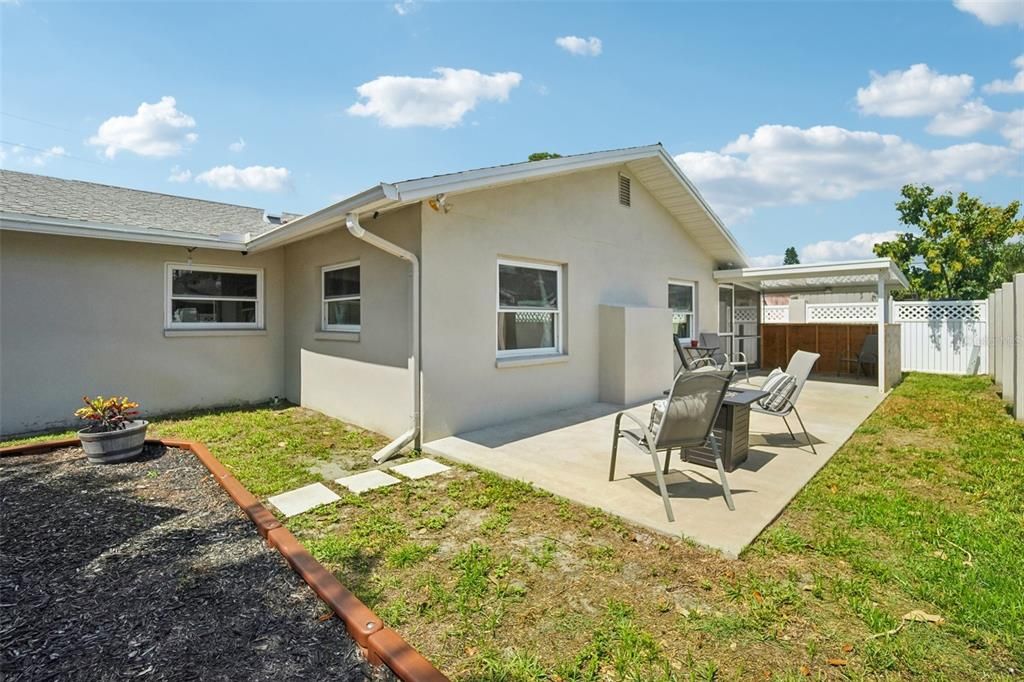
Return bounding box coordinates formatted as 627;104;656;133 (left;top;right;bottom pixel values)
345;212;420;463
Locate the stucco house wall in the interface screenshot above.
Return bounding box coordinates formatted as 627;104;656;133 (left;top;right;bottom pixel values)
419;165;720;441
0;230;285;435
282;205;420;439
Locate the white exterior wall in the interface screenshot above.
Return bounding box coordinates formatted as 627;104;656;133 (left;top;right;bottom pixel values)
419;165;721;441
282;205;420;439
0;231;285;435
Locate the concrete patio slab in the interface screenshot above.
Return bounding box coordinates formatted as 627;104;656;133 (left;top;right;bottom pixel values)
425;377;885;558
391;458;450;480
335;470;402;494
267;482;341;517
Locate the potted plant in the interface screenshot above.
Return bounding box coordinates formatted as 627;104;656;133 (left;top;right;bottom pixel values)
74;396;148;464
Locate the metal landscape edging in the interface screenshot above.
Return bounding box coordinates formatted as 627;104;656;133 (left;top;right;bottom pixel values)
0;436;450;682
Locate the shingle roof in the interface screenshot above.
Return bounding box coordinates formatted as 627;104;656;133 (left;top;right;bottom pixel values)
0;170;299;237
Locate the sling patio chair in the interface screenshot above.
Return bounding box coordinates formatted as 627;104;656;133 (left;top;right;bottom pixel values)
751;350;819;454
609;368;735;522
699;332;750;382
840;333;878;377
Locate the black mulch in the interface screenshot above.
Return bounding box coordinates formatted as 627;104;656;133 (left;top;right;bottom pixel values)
0;444;375;681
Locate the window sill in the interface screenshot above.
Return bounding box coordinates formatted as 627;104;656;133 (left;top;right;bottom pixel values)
314;330;360;342
495;353;569;369
164;328;266;338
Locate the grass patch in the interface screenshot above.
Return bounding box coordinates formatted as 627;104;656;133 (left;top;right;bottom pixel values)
7;375;1020;679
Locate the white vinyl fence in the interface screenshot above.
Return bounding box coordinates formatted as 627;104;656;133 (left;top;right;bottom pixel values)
893;300;987;375
761;298;990;376
988;275;1023;421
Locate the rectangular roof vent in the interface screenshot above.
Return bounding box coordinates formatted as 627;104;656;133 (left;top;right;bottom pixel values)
618;174;631;207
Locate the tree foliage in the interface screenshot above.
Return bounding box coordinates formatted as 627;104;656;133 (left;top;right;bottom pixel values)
783;246;800;265
527;152;562;162
873;184;1023;299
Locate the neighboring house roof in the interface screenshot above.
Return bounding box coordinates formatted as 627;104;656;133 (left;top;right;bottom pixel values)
248;144;749;267
0;169;297;249
0;145;748;266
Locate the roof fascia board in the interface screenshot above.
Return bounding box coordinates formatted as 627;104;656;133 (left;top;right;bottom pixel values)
714;258;910;288
651;147;749;267
0;212;247;251
390;146;664;201
244;184;395;253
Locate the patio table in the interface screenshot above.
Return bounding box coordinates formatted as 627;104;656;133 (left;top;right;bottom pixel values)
682;388;767;472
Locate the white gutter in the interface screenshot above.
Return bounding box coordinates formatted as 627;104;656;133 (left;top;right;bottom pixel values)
344;212;421;463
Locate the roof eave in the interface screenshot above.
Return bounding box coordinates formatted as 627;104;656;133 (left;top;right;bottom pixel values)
0;212;249;251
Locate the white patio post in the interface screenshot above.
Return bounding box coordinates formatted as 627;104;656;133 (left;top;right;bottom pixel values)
1003;281;1015;406
877;277;886;393
1016;274;1024;421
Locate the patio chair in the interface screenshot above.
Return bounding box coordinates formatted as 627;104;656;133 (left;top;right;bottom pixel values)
840;334;878;377
699;332;750;382
673;334;717;371
751;350;819;454
609;368;735;522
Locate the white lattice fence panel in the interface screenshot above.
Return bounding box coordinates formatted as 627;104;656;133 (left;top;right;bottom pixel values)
894;300;987;375
892;301;986;322
806;303;878;322
734;306;758;323
762;305;788;323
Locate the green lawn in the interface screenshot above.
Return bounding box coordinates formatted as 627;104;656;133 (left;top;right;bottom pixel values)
5;374;1022;680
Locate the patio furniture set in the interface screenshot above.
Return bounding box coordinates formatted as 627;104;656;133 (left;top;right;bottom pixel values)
609;334;820;522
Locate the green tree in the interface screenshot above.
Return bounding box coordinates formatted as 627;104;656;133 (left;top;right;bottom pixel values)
527;152;562;162
783;246;800;265
873;184;1023;299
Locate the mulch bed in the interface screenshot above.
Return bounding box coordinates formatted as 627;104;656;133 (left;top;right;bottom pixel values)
0;444;373;681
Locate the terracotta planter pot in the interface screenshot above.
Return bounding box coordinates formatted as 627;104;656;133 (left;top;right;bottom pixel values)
78;420;149;464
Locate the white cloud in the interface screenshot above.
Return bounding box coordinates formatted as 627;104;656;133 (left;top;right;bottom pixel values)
228;137;246;152
555;35;602;57
857;64;974;117
392;0;416;15
347;67;522;128
984;55;1024;94
29;145;66;167
926;99;998;136
167;165;192;183
802;231;902;262
194;165;291;192
87;96;197;159
1001;109;1024;148
749;231;902;268
5;144;66;167
674;124;1018;221
747;254;785;267
954;0;1024;26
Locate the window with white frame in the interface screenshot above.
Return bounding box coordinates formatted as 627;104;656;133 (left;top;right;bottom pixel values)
497;259;562;357
166;263;263;329
668;280;696;339
322;262;361;332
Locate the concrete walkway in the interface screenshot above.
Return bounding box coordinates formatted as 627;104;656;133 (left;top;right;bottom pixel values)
424;377;885;557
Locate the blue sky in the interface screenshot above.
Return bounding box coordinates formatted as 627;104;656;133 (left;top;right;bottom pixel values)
1;0;1021;264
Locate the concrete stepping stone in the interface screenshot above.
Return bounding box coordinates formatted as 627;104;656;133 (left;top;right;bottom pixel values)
335;470;401;494
268;482;340;517
391;458;450;480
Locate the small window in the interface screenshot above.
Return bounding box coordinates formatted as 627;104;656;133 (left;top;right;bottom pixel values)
166;263;262;329
618;173;631;207
497;259;562;357
322;262;360;332
669;280;696;339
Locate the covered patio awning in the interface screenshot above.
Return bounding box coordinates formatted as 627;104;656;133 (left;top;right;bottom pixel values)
712;258;910;292
712;259;910;393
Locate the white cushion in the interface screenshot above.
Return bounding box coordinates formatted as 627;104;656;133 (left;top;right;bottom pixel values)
759;371;797;412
